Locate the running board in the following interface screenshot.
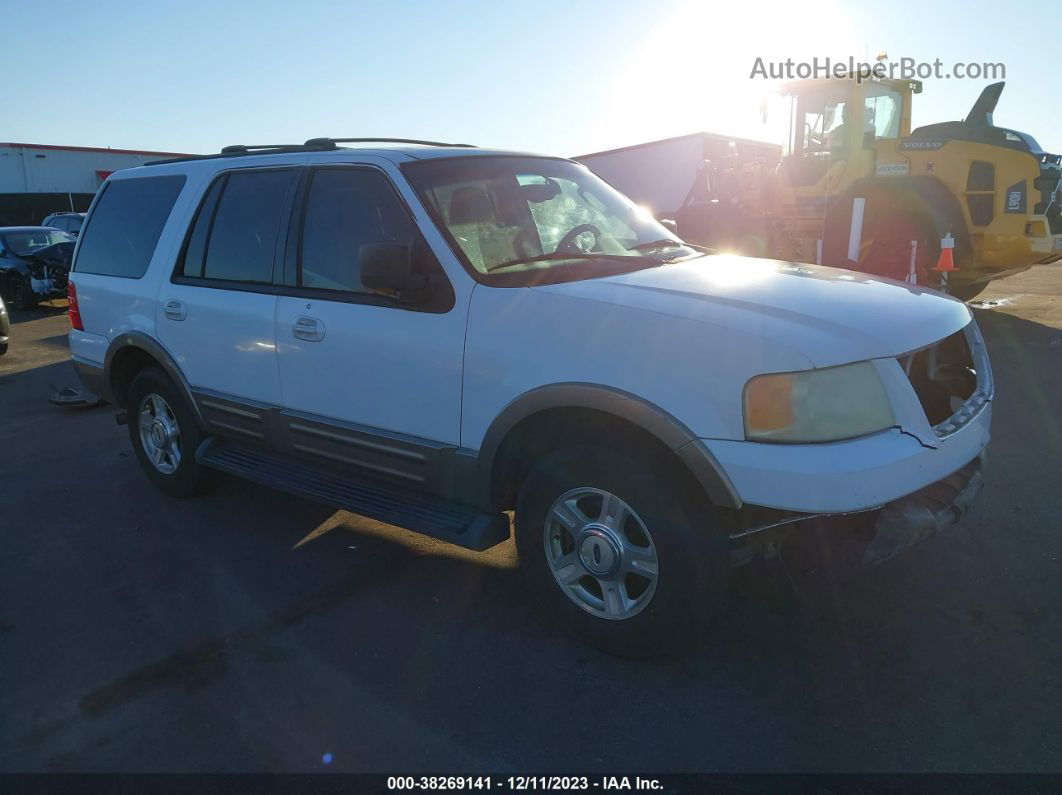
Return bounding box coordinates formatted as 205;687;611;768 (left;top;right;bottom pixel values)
195;438;510;551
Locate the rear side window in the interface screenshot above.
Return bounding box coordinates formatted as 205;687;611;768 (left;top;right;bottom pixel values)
74;175;186;278
180;169;294;284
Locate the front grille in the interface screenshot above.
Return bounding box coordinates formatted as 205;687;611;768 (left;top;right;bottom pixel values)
898;322;993;437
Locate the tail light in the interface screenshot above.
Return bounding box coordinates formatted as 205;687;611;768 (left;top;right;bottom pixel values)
67;280;84;331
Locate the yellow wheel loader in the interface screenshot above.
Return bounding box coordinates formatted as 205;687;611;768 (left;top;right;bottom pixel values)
580;79;1062;299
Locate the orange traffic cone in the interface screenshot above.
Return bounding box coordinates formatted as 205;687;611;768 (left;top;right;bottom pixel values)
933;233;958;272
933;233;957;292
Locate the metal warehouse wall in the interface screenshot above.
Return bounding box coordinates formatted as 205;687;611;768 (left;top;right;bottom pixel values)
0;143;194;225
0;145;182;194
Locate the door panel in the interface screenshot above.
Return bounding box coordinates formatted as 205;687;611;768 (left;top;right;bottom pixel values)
275;166;464;446
156;285;280;404
156;167;298;407
275;296;463;444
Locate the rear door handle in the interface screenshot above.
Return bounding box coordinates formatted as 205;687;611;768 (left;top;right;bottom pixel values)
292;316;325;342
163;299;186;321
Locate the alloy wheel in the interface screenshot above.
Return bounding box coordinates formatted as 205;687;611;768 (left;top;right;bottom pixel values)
138;393;182;475
543;487;659;620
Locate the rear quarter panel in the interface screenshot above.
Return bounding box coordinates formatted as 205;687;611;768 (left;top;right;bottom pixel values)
68;165;205;365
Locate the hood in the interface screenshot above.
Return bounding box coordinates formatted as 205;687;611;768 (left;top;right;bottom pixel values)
532;255;972;367
21;241;74;267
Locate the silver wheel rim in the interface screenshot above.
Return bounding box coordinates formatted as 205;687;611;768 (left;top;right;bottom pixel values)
138;393;182;475
543;487;659;620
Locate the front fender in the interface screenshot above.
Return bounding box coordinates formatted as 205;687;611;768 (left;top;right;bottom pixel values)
475;382;741;509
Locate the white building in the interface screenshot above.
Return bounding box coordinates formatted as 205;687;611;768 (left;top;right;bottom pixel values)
0;142;193;225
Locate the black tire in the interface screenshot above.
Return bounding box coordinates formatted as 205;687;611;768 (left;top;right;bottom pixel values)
948;282;988;302
8;275;37;310
126;367;212;497
515;445;729;657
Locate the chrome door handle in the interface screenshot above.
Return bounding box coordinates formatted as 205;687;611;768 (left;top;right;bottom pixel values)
292;316;325;342
163;299;186;321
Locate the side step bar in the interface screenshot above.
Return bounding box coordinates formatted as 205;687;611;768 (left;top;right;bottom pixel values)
196;438;510;551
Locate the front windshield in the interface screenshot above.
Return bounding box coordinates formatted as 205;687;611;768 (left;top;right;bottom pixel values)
2;229;74;256
403;156;695;276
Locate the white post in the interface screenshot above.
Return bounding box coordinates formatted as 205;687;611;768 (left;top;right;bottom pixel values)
816;239;823;265
847;198;866;263
907;240;918;284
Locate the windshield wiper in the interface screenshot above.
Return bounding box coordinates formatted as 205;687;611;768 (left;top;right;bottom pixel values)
627;238;685;252
484;252;652;273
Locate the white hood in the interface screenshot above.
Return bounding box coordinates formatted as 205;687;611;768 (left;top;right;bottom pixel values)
532;255;972;367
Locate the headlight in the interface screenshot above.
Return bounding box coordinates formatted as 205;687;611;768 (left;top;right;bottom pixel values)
743;361;895;443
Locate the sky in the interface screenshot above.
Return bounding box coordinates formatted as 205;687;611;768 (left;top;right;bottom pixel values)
4;0;1058;157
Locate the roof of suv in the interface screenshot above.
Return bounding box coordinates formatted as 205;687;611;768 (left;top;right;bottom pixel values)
0;226;71;233
142;138;554;168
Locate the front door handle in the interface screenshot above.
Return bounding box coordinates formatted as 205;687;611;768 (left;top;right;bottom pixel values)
292;316;325;342
163;299;186;321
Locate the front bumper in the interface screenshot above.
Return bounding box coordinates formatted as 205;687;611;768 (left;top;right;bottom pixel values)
730;453;984;568
704;405;990;514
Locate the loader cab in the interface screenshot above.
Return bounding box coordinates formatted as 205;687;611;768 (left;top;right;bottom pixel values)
777;76;919;189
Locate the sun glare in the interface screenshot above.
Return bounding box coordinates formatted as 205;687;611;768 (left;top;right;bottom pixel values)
599;1;861;149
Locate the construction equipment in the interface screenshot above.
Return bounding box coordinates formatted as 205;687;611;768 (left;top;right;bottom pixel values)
577;78;1062;299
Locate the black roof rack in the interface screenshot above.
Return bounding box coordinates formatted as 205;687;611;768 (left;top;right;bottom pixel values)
147;137;474;166
219;143;324;154
303;137;474;148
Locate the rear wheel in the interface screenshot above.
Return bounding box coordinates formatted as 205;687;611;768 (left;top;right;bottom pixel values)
127;368;212;497
515;445;728;657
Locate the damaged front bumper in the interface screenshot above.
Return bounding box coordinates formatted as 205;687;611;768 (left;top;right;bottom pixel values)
729;453;985;568
862;454;983;565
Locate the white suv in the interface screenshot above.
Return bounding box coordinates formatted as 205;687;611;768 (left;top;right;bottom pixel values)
68;138;991;655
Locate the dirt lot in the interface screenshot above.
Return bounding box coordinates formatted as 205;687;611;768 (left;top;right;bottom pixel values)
1;269;1060;773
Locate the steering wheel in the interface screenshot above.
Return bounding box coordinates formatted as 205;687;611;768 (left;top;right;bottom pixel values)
554;223;601;254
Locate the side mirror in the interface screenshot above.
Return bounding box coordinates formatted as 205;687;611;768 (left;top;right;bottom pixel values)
360;242;428;296
658;218;679;234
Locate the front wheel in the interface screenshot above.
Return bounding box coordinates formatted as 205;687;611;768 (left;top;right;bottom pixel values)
857;212;937;284
7;275;37;310
515;445;728;657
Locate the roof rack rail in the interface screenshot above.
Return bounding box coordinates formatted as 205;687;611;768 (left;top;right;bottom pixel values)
221;142;336;154
303;137;474;148
146;141;328;166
